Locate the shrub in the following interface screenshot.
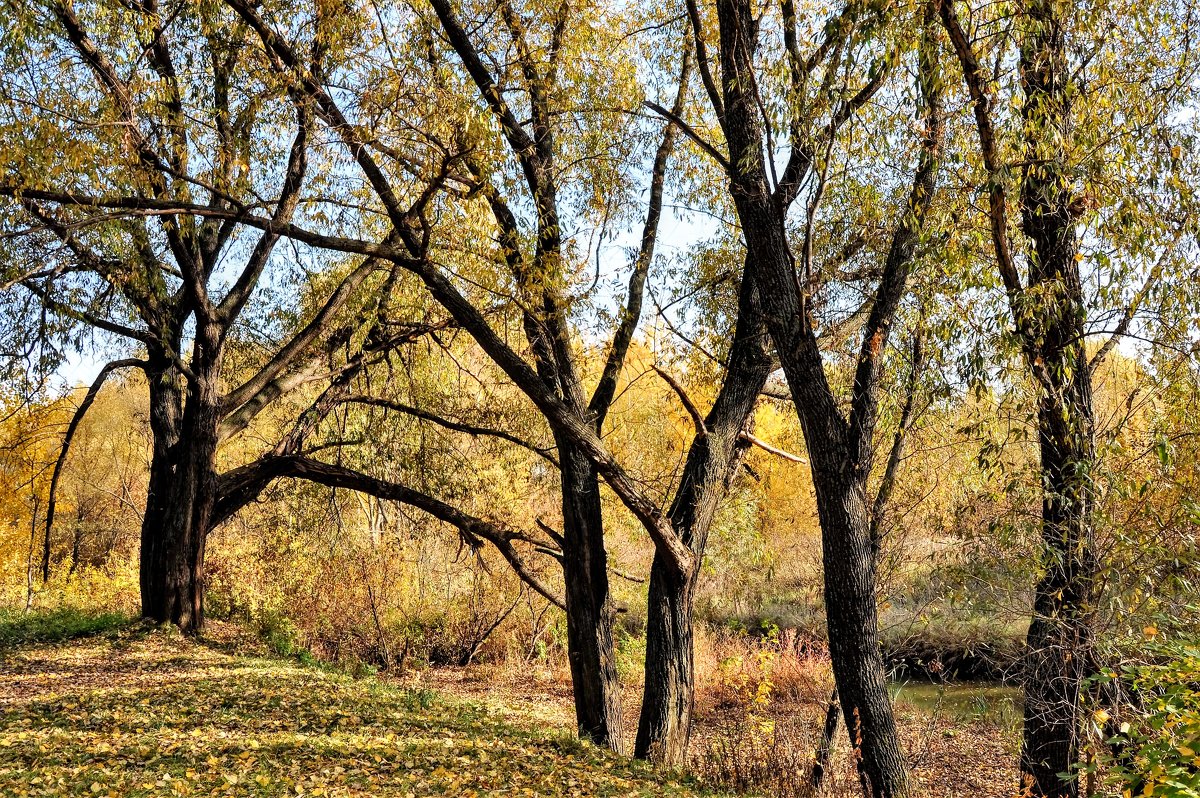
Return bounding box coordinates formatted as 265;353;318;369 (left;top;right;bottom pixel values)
693;714;822;798
1096;642;1200;797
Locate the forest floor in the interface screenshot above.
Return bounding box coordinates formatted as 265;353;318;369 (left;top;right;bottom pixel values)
416;664;1023;798
0;623;728;798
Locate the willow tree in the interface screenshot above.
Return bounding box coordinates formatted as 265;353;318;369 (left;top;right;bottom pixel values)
938;0;1200;793
0;0;435;630
203;0;792;762
672;0;948;793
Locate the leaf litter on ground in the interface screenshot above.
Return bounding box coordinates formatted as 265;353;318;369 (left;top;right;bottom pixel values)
0;624;729;797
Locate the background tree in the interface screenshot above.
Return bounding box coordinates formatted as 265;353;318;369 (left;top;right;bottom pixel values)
0;0;437;630
938;0;1200;792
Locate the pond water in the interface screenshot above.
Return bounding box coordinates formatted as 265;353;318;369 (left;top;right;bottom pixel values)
889;681;1022;729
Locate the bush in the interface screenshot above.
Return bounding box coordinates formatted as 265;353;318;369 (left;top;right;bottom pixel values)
692;624;843;798
257;609;304;658
694;715;822;798
1096;642;1200;797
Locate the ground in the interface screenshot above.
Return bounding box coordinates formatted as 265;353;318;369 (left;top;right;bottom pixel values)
0;624;726;798
416;660;1023;798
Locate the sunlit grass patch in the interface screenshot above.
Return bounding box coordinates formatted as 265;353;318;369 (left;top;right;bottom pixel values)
0;608;131;650
0;630;726;797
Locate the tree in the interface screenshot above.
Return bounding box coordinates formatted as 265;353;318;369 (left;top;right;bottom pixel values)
0;0;433;630
201;0;794;762
938;0;1200;792
685;0;946;792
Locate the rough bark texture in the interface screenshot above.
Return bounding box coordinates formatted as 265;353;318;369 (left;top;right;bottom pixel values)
940;0;1098;791
703;2;943;792
811;471;908;797
139;338;223;634
139;353;189;629
1016;3;1097;791
635;267;773;766
557;440;625;753
637;559;697;765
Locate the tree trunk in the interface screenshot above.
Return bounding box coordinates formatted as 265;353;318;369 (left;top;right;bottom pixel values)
813;472;909;797
140;485;209;632
1013;2;1098;792
139;349;221;634
558;439;626;754
636;557;697;766
1018;338;1096;798
728;198;912;796
635;266;773;767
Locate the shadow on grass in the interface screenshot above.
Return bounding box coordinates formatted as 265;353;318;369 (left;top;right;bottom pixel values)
0;630;727;798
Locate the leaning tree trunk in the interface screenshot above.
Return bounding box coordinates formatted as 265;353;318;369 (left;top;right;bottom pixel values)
635;267;772;766
732;199;912;795
811;466;910;797
557;438;625;754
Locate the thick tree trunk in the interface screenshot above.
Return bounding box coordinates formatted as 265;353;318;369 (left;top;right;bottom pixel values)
635;267;773;767
1018;363;1095;798
813;470;909;797
139;347;222;634
636;559;696;765
140;480;209;632
557;439;625;754
1015;9;1096;785
1018;314;1096;798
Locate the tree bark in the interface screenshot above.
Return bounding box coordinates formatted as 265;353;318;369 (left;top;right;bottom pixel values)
636;558;696;765
720;183;913;798
1017;201;1096;798
700;4;942;790
813;468;909;797
635;265;773;766
557;439;626;754
1015;3;1097;792
139;345;222;634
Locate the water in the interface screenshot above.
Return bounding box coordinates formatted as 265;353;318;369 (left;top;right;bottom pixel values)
889;681;1022;728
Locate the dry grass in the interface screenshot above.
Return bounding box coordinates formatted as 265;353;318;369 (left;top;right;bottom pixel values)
694;626;833;715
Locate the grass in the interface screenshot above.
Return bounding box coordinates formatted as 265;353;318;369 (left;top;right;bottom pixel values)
0;607;131;649
0;620;728;797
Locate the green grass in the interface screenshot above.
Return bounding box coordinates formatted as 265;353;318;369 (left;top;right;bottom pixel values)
0;623;727;797
0;607;131;649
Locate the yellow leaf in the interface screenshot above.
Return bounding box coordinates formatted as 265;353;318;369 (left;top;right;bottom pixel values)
1144;625;1158;638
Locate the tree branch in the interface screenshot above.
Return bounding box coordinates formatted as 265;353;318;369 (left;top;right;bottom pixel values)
42;358;146;581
